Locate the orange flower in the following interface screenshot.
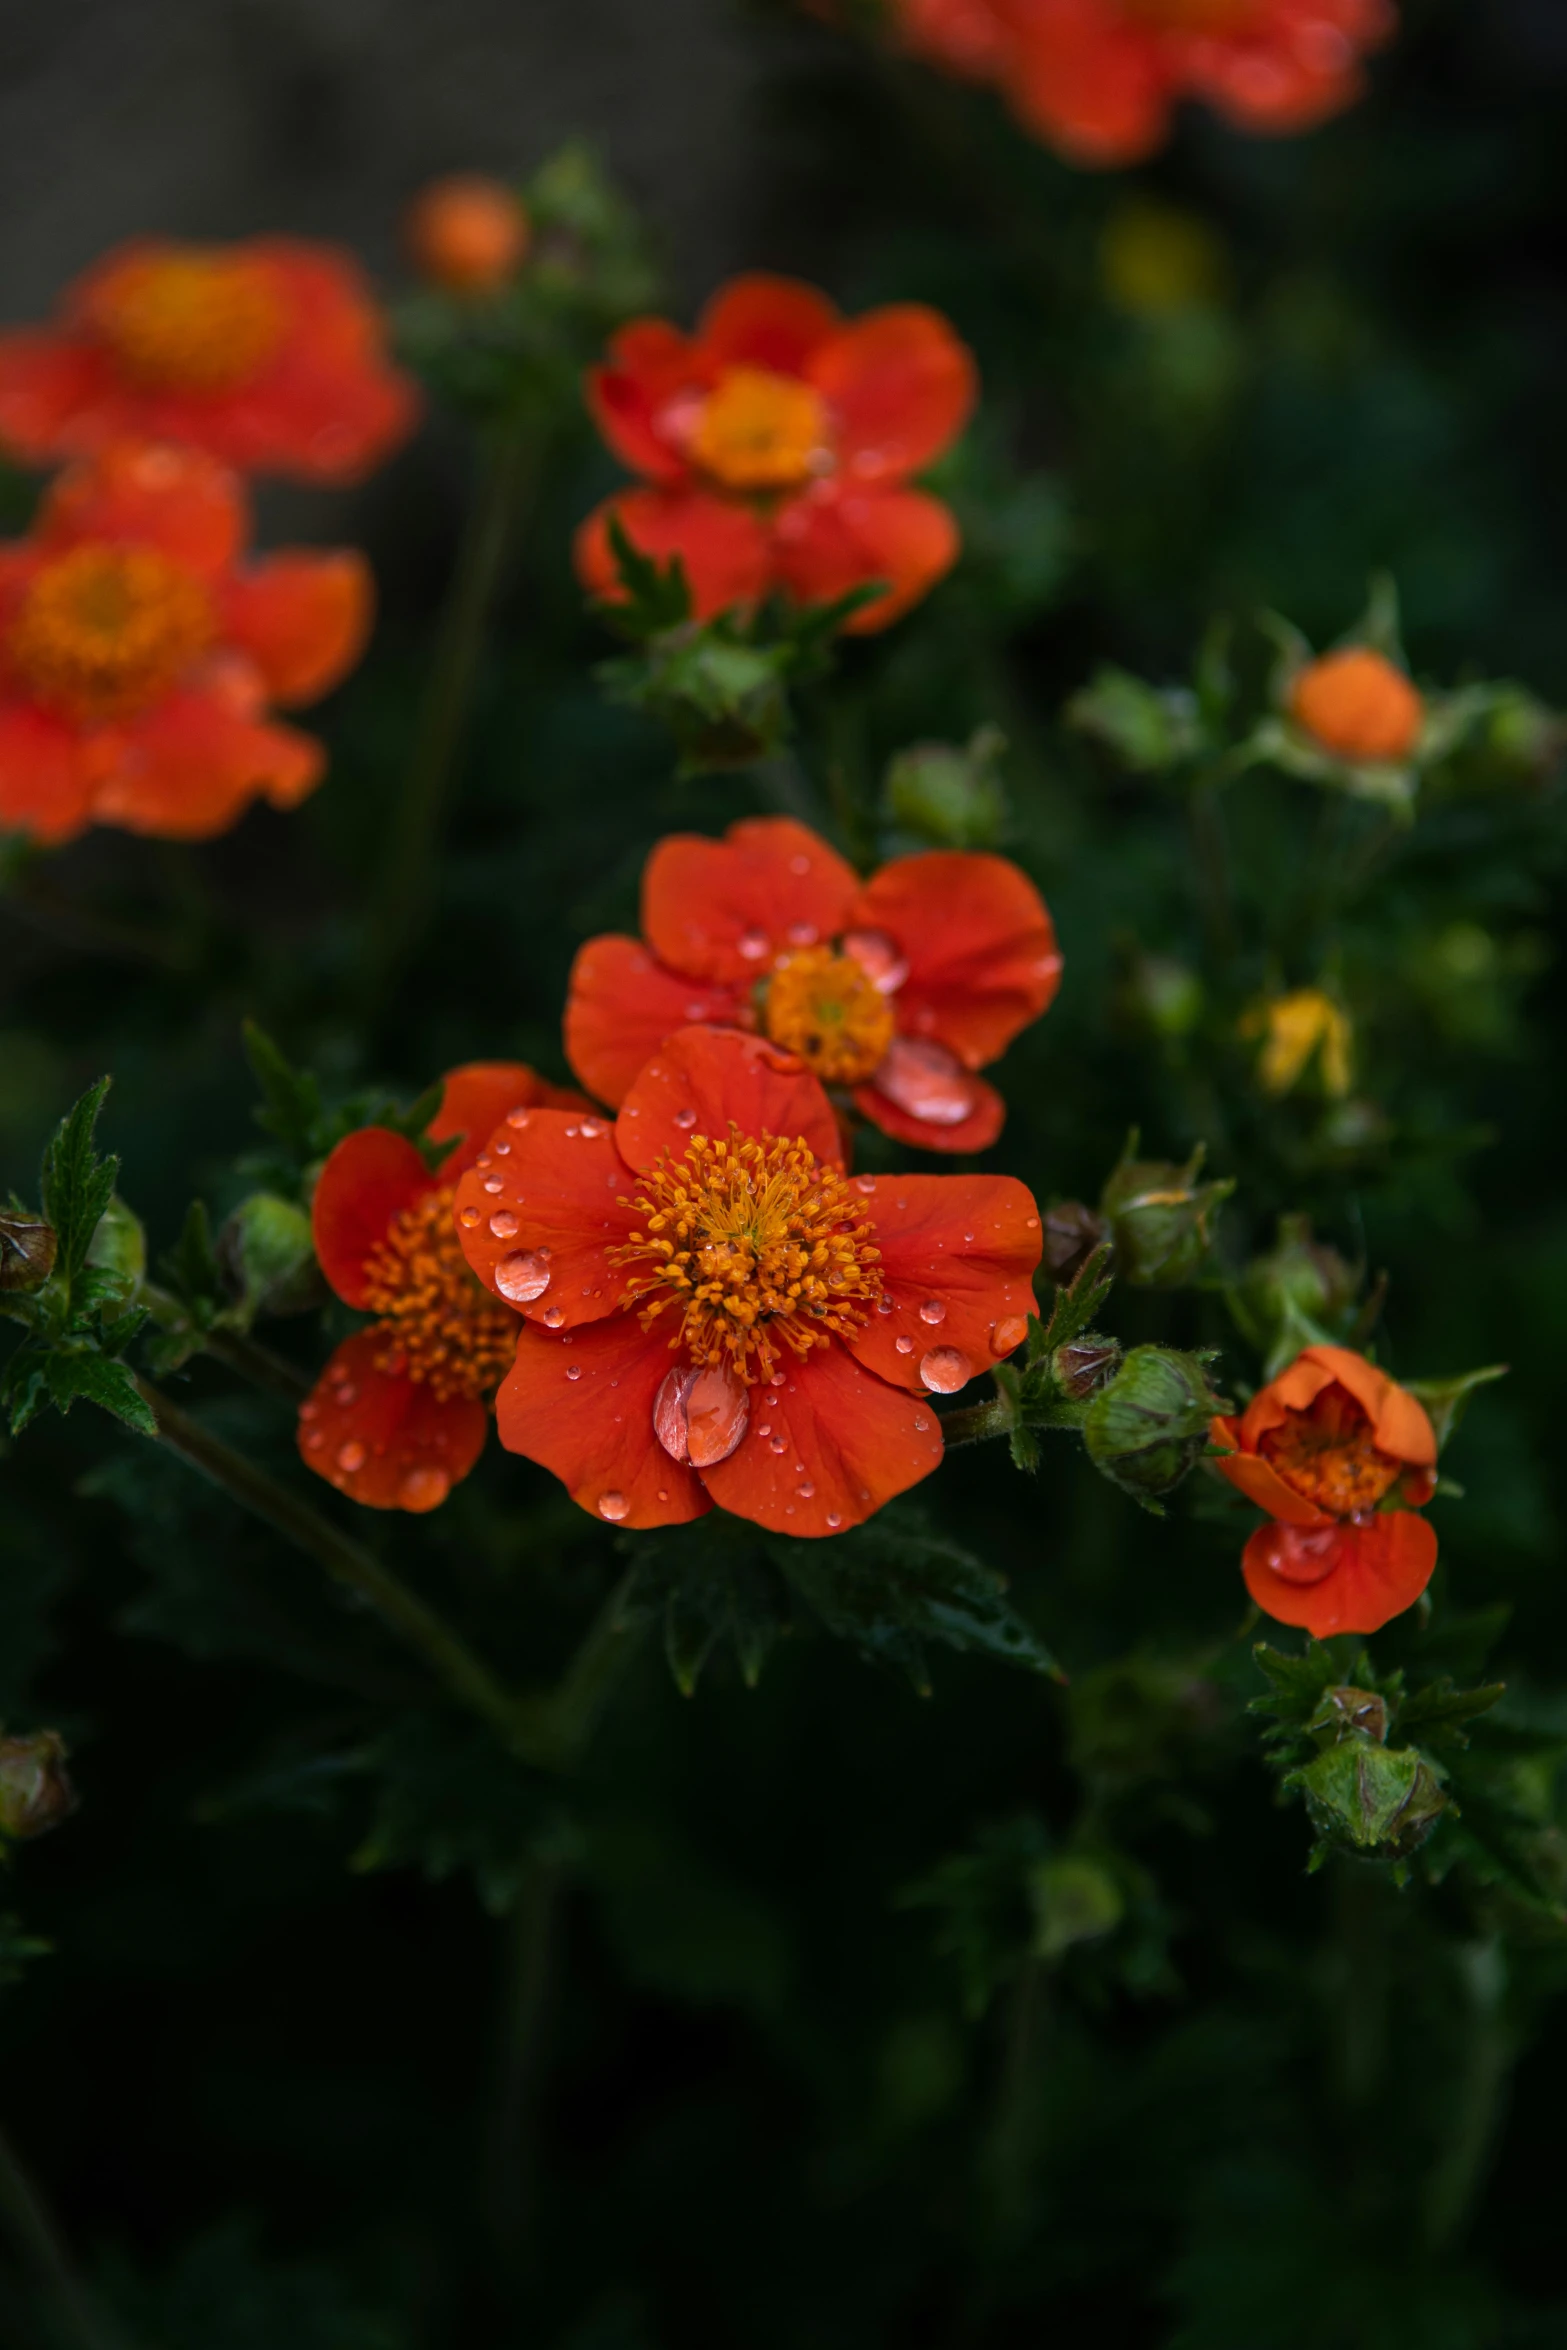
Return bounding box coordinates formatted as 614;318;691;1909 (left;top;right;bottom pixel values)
405;176;531;296
1289;646;1424;765
1210;1344;1438;1636
454;1026;1043;1535
887;0;1396;166
575;273;976;634
299;1064;589;1512
0;238;418;485
0;442;371;844
564;816;1061;1154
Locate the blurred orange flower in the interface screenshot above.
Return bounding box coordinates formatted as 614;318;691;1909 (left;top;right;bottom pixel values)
575;272;976;633
0;443;372;844
1290;645;1424;765
405;176;531;296
299;1065;588;1513
887;0;1396;165
1211;1343;1438;1636
0;238;419;485
564;815;1061;1153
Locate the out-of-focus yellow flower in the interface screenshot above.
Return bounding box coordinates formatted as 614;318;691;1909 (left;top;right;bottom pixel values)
1100;201;1228;318
1243;989;1354;1098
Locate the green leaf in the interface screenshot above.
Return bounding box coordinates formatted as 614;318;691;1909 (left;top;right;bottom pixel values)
596;511;692;637
1034;1243;1115;1355
42;1348;157;1434
1394;1678;1506;1749
38;1077;116;1286
243;1021;325;1160
1067;664;1203;773
620;1516;791;1694
353;1711;560;1915
1403;1363;1508;1452
162;1197;224;1313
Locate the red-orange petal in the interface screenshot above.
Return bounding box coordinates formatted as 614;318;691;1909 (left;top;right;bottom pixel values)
1296;1343;1437;1468
430;1062;589;1179
311;1129;433;1308
89;688;324;840
847;1172;1042;1396
220;550;373;707
1242;1510;1438;1638
574;486;773;624
853;850;1062;1070
494;1314;709;1529
38;441;248;577
586;319;702;485
615;1027;843;1176
641;814;860;987
808;304;976;484
854;1065;1007;1156
1006;17;1173;167
1210;1445;1333;1530
564;934;749;1106
297;1330;487;1512
0;705;96;844
453;1106;636;1330
773;483;959;633
696;274;842;374
0;331;106;468
698;1340;945;1536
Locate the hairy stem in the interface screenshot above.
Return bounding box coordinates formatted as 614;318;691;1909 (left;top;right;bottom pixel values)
940;1392;1019;1449
140;1281;311;1403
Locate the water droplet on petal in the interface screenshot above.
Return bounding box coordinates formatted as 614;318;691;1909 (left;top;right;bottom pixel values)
920;1345;972;1394
827;1511;844;1529
543;1305;566;1328
580;1117;605;1138
842;928;909;995
789;854;811;876
459;1205;481;1229
991;1315;1029;1357
598;1491;630;1522
686;1365;750;1467
673;1106;698;1130
489;1210;519;1239
654;1366;695;1463
737;927;769;962
336;1440;367;1474
768;1434;787;1454
495;1249;551;1304
913;1414;931;1433
895;1335;915;1355
872;1036;979;1127
919;1297;946;1326
656;1488;669;1502
876;1294;894;1316
785;921;818;947
305;1430;324;1450
1026;1216;1040;1230
299;1400;319;1421
400;1465;450;1511
333;1382;358;1407
797;1481;815;1500
483;1176;505;1194
854;1174;877;1195
507;1107;531;1129
566;1364;582;1382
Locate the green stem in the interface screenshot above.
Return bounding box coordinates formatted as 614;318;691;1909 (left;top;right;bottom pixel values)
0;2116;122;2350
134;1375;539;1760
140;1281;310;1403
483;1854;564;2275
1423;1939;1512;2252
940;1393;1018;1449
363;405;540;1010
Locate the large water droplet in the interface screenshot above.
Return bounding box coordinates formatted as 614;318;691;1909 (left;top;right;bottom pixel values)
336;1440;367;1474
673;1106;698;1130
841;927;909;995
542;1305;566;1328
400;1464;450;1511
495;1249;551;1304
797;1482;815;1500
598;1491;630;1523
826;1512;843;1530
506;1107;531;1129
566;1364;582;1382
768;1434;787;1454
483;1176;504;1194
489;1210;519;1240
918;1297;946;1326
920;1345;972;1394
872;1036;978;1127
653;1366;695;1463
685;1364;750;1468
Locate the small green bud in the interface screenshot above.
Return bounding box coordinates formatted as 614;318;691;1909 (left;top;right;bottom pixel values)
0;1730;76;1841
1116;951;1204;1042
1029;1855;1125;1963
1067;666;1202;774
1242;1214;1357;1330
0;1214;57;1294
1040;1201;1112;1286
1081;1344;1229;1511
1311;1686;1389;1745
883;726;1007;849
1099;1142;1232;1288
604;627;789;772
217;1192;323;1321
1289;1740;1447;1864
86;1196;146;1294
1051;1337;1122;1400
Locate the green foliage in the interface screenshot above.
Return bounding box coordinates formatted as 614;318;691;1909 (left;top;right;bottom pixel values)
352;1712;563;1915
96;2218;407;2350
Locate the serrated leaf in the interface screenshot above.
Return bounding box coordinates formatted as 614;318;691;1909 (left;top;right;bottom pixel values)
1034;1244;1115;1355
1395;1678;1506;1749
353;1712;561;1916
43;1349;157;1434
162;1198;224;1311
597;511;692;637
1403;1363;1508;1452
243;1021;325;1160
39;1077;116;1285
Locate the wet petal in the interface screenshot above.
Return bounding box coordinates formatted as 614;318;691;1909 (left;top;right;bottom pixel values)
855;1050;1006;1156
1242;1510;1437;1638
851;850;1061;1070
494;1313;709;1529
574;487;772;624
773;483;959;634
615;1027;842;1176
297;1330;487;1511
698;1341;945;1537
453;1106;637;1330
565;933;749;1106
808;303;976;482
641;814;860;986
220;549;373;706
431;1062;590;1180
39;440;248;576
311;1129;433;1307
847;1173;1042;1395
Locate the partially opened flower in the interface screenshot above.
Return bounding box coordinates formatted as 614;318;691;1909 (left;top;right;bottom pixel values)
0;442;372;844
1210;1344;1438;1636
884;0;1396;167
404;176;531;296
299;1064;587;1512
0;238;418;485
576;272;976;634
565;816;1060;1154
454;1026;1043;1534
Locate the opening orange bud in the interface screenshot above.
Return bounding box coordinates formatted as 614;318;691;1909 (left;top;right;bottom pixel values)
1290;648;1424;765
405;175;530;295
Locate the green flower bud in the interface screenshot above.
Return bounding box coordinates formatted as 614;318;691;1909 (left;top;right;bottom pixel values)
1289;1740;1447;1864
0;1214;57;1295
86;1196;146;1294
1029;1855;1125;1963
883;726;1007;849
1099;1142;1232;1288
606;627;789;772
1051;1337;1122;1400
1081;1344;1229;1512
1242;1214;1357;1331
0;1730;76;1842
218;1192;323;1321
1311;1686;1389;1745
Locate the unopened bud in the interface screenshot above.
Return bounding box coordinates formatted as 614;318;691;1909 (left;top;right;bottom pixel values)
1082;1344;1229;1511
1313;1686;1389;1745
1041;1202;1111;1285
1052;1337;1122;1400
1029;1854;1124;1963
1243;1214;1357;1331
0;1214;57;1294
218;1193;322;1321
883;727;1007;849
1290;647;1423;766
405;174;530;295
1100;1143;1231;1288
1290;1740;1446;1864
0;1731;76;1841
87;1195;145;1293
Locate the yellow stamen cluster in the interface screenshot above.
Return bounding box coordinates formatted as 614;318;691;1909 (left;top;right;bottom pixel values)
362;1184;517;1403
763;946;897;1086
1260;1385;1402;1517
613;1127;881;1383
89;252;284;391
689;365;831;493
8;545;212;725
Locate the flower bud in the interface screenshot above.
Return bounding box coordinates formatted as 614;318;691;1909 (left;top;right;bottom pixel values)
405;174;530;295
1242;1214;1357;1333
87;1195;145;1294
0;1730;76;1841
1029;1854;1124;1963
1312;1686;1389;1745
1041;1202;1111;1286
1051;1337;1122;1400
883;727;1007;849
217;1192;323;1321
1290;1740;1447;1864
1476;684;1564;787
1099;1144;1230;1288
0;1213;57;1294
1082;1344;1229;1511
1290;647;1424;766
1243;988;1353;1099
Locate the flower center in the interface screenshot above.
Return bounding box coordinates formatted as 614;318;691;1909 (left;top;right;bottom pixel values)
763;946;897;1086
1290;648;1424;765
1258;1382;1403;1518
613;1126;881;1384
88;252;285;392
688;366;831;493
8;545;212;724
361;1184;518;1403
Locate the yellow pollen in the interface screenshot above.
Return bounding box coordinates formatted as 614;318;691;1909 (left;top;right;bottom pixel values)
688;366;831;493
1260;1383;1403;1517
763;945;897;1086
612;1126;881;1384
88;252;285;392
8;544;212;725
361;1184;517;1404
